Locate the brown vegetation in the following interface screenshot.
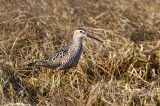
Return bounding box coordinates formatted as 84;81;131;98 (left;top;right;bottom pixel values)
0;0;160;105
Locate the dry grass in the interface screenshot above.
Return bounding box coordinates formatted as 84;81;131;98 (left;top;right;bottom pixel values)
0;0;160;105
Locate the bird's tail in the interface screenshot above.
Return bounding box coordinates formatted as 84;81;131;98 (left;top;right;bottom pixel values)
27;61;37;66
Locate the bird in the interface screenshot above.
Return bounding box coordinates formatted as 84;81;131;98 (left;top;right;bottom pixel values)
28;28;103;71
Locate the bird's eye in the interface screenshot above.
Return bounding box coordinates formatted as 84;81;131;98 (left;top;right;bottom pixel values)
80;31;83;33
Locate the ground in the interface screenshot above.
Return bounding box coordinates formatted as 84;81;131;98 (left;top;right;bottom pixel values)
0;0;160;105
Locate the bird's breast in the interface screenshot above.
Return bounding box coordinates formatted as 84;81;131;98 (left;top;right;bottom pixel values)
63;45;82;67
57;43;83;70
70;45;82;63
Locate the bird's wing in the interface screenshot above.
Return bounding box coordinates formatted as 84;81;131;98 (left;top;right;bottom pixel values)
33;45;71;69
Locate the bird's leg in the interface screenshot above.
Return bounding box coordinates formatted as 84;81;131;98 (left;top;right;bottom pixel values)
73;66;77;77
63;70;67;75
71;67;78;81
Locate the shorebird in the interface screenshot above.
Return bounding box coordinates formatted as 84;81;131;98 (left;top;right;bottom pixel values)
28;28;102;71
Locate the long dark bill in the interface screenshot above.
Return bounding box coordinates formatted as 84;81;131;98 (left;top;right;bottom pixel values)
87;34;103;43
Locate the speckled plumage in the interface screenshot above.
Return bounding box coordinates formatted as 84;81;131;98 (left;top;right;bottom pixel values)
28;29;102;70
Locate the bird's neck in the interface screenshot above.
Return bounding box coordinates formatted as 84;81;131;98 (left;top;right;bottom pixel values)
72;38;82;48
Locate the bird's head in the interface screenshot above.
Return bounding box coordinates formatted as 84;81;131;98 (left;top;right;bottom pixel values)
73;28;87;38
73;28;103;43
